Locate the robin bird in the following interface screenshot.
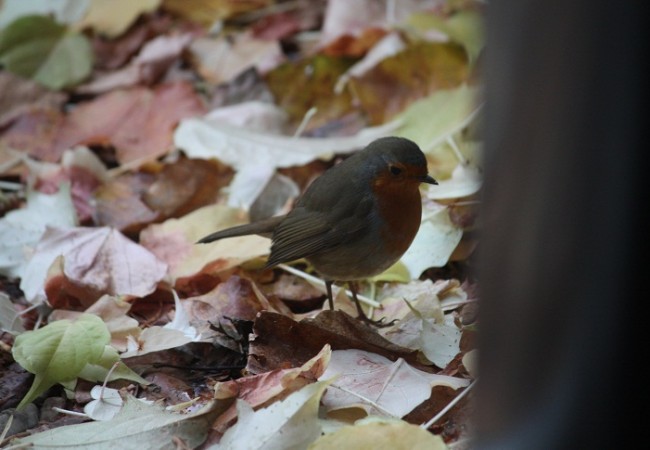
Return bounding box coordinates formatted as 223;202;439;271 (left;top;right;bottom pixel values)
198;136;437;326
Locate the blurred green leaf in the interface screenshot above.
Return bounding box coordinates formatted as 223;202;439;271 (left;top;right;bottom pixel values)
408;9;485;64
0;14;92;89
349;41;468;124
265;55;356;131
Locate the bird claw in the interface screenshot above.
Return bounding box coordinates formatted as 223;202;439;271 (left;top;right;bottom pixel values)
357;315;398;328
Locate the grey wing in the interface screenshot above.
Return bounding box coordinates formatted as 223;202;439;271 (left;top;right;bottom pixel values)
265;196;375;267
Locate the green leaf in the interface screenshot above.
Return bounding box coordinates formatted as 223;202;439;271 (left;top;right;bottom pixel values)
0;14;92;89
408;10;485;64
395;84;479;150
12;314;110;409
14;396;228;449
77;345;150;386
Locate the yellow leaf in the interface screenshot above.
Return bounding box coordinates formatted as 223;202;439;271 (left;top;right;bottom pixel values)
309;417;447;450
162;0;272;26
76;0;161;38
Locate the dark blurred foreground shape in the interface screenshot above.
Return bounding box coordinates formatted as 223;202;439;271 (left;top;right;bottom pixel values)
476;1;646;449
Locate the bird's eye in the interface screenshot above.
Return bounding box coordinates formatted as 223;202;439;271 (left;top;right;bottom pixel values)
389;165;402;176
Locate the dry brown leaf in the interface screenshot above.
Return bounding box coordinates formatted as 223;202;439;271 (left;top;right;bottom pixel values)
188;32;283;85
246;311;420;375
21;226;168;308
264;55;355;131
185;275;269;323
79;32;195;94
0;108;64;162
93;172;159;235
211;344;331;434
91;13;173;71
54;81;206;164
0;72;66;128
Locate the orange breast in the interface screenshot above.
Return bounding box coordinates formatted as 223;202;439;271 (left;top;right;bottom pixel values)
372;176;423;260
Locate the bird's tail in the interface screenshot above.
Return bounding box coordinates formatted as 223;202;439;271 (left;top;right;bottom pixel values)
196;215;285;244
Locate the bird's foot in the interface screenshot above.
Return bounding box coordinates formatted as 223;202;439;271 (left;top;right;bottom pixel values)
356;312;398;328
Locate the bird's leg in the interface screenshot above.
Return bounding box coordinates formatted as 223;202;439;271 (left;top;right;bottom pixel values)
348;281;397;328
325;280;335;310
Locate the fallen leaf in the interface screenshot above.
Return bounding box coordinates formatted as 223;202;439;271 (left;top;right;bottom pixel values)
90;12;173;71
54;81;206;164
408;8;485;64
247;311;419;375
33;146;108;223
76;345;149;386
140;204;270;281
406;304;462;369
164;290;199;341
212;345;331;434
216;380;331;450
0;0;90;29
142;157;233;220
399;204;463;278
174;116;399;209
14;395;226;448
0;15;93;89
427;162;482;200
76;0;161;38
189;32;283;85
11;314;110;409
349;41;468;124
0;292;26;333
84;385;124;421
319;0;438;46
121;326;192;358
0;184;77;279
265;54;355;131
78;32;195;94
251;4;322;41
93;171;159;234
333;31;406;93
185;275;270;324
0;107;64;161
0;71;66;127
309;417;447;449
21;226;167;306
50;294;141;351
319;349;469;419
395;84;480;176
162;0;272;25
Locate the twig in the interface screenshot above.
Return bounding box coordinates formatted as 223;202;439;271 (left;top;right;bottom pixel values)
420;380;476;429
51;407;88;418
0;414;13;443
293;107;317;137
333;385;396;417
277;264;381;308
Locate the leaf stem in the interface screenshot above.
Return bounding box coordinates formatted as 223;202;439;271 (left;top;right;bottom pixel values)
420;379;476;429
277;264;381;308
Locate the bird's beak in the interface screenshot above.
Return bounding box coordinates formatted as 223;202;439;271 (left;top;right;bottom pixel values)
421;174;438;185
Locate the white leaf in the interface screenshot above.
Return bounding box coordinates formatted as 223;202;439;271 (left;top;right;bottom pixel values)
0;184;77;279
174;118;400;208
84;385;123;421
215;381;330;450
164;290;200;341
400;206;463;278
319;350;469;418
427;163;482;200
